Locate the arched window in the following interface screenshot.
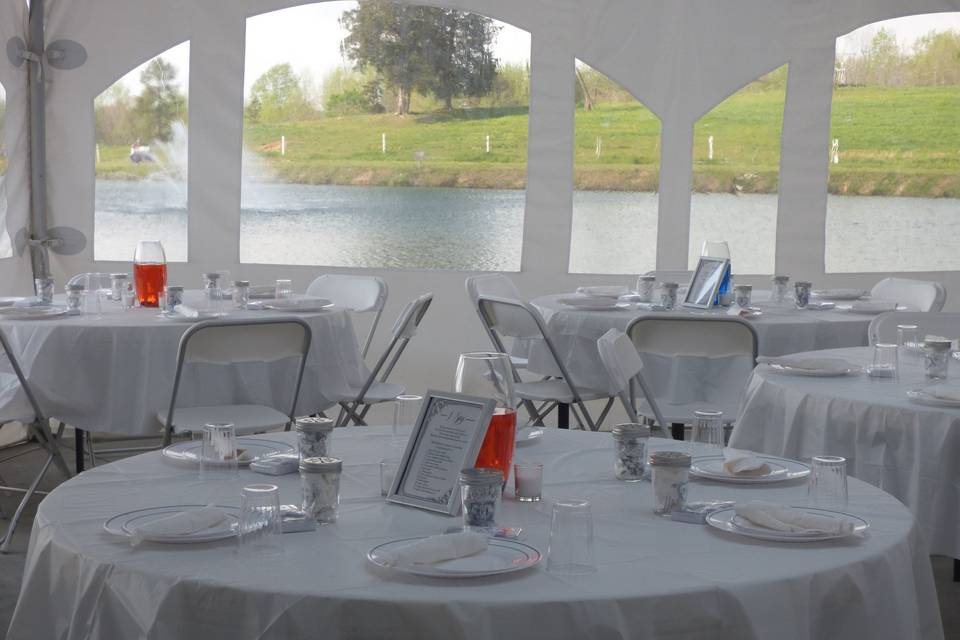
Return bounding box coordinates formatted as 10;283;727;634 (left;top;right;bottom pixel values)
688;65;787;275
569;61;660;274
825;14;960;273
239;2;530;270
93;41;190;262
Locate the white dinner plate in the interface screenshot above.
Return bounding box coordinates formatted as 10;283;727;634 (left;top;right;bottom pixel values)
104;505;240;543
811;289;870;301
575;285;630;299
515;426;544;445
706;506;869;542
0;305;69;320
906;388;960;408
558;296;623;311
763;358;861;377
161;437;295;466
690;455;810;484
158;310;226;322
367;536;542;578
262;297;333;312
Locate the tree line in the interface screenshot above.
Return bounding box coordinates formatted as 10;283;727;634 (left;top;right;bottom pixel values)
839;28;960;86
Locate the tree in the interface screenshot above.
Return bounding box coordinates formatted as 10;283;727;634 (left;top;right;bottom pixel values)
247;63;312;122
340;1;499;114
95;83;137;145
132;57;186;142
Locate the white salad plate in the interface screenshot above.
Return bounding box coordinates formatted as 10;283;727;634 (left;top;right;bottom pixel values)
161;437;295;466
104;505;240;544
0;305;69;320
706;507;869;543
367;537;542;578
575;285;630;299
690;455;810;484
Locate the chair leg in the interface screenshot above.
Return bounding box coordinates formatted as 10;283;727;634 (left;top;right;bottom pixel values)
953;558;959;583
574;400;596;431
75;428;85;473
85;431;97;469
671;423;685;441
594;398;615;431
0;452;54;553
558;404;569;429
521;399;546;427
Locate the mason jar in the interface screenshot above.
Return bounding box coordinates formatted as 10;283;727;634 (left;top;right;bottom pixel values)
649;451;692;515
65;283;84;315
110;273;129;302
734;284;753;309
35;277;54;304
924;339;952;380
794;281;812;309
612;423;650;482
635;275;656;303
460;467;502;530
296;416;334;461
233;280;250;310
161;285;184;314
659;282;679;310
300;456;342;524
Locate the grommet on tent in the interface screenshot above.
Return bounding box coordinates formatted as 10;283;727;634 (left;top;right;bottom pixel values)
45;40;87;70
6;37;26;68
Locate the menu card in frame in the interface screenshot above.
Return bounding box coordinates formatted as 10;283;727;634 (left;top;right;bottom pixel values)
387;390;496;516
683;256;730;309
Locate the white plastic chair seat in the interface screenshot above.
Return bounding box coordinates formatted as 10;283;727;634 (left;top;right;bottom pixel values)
335;381;405;404
515;379;609;403
159;404;291;435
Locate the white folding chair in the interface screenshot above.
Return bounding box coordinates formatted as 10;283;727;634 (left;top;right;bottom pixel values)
476;296;615;431
160;317;312;446
306;274;388;358
335;293;433;427
868;311;960;345
0;328;71;553
625;315;758;432
465;274;530;369
870;277;946;312
597;329;667;432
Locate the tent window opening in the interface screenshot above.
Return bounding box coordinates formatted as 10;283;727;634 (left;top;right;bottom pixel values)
93;41;190;262
825;13;960;273
239;1;530;270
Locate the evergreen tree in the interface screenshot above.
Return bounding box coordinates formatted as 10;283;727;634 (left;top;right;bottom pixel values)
132;57;185;142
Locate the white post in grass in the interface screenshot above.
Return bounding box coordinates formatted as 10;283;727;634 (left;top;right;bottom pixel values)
831;138;839;164
486;134;490;153
708;135;714;161
281;135;286;157
382;133;386;154
595;136;602;159
95;144;100;165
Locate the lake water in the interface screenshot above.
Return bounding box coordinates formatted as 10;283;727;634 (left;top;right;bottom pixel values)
94;179;960;273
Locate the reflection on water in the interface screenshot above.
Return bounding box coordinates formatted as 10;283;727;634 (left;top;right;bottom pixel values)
92;179;960;274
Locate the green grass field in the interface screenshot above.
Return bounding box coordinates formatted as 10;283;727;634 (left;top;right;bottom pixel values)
95;85;960;197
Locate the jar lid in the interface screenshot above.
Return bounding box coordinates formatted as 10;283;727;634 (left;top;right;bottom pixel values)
649;451;692;467
296;416;334;433
660;281;679;288
300;456;342;472
110;273;128;279
796;281;812;287
734;284;752;291
772;275;790;282
924;337;952;350
612;423;650;438
233;280;250;287
165;285;184;292
459;467;502;485
67;283;85;291
204;272;221;279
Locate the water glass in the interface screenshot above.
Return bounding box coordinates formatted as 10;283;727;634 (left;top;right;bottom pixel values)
275;279;293;299
233;280;250;310
513;463;543;502
199;422;239;480
65;284;84;315
635;275;656;303
734;284;752;308
794;281;812;309
896;324;919;351
546;500;596;575
691;410;724;458
868;343;899;379
238;484;282;554
924;339;951;380
392;394;423;443
808;455;848;509
771;275;790;304
659;282;679;310
202;272;223;314
380;458;400;497
34;277;54;304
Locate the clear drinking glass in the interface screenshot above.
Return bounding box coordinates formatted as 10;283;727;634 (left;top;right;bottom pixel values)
808;455;848;509
202;272;223;314
869;343;899;379
546;500;596;575
199;422;239;480
513;462;543;502
133;240;167;308
392;394;423;443
275;279;293;299
635;275;656;303
896;324;919;352
691;410;724;458
238;483;282;554
379;458;400;497
771;275;790;304
454;352;517;486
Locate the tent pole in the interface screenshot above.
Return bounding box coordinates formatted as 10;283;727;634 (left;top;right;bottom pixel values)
27;0;49;279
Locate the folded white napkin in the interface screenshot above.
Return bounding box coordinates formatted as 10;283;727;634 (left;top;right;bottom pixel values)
734;501;854;535
722;449;770;476
379;532;488;567
173;303;200;319
129;504;229;546
757;356;853;372
928;385;960;402
850;301;897;313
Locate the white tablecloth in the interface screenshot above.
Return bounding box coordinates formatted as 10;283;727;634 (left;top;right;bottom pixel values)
730;346;960;559
527;295;872;402
0;299;369;434
8;427;942;639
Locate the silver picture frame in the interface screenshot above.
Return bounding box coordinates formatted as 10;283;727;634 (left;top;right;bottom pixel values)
683;256;730;309
387;390;496;516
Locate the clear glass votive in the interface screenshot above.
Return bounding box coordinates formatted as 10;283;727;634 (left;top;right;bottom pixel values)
691;410;724;459
771;275;790;304
924;339;951;380
635;275;656;303
239;483;282;554
660;282;679;310
275;279;293;299
379;458;400;497
649;451;691;515
612;423;650;482
794;281;812;309
35;277;54;304
296;416;334;461
808;455;848;509
301;456;342;524
232;280;250;310
199;422;239;480
392;394;423;443
868;343;899;379
513;462;543;501
546;500;596;575
65;283;84;315
460;467;502;530
734;284;753;309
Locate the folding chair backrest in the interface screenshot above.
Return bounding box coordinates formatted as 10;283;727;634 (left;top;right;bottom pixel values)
868;311;960;345
597;328;644;394
180;318;311;365
476;296;545;340
390;293;433;340
465;274;522;305
0;328;43;424
870;277;946;312
306;274;387;313
627;315;758;362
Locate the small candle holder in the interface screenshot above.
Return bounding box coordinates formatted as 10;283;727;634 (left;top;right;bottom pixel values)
635;275;656;303
296;416;334;461
513;462;543;502
794;281;812;309
649;451;691;516
300;456;342;524
611;423;650;482
460;467;502;530
659;282;679;310
924;339;952;380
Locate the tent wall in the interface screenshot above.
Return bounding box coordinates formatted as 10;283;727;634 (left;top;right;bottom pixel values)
22;0;960;393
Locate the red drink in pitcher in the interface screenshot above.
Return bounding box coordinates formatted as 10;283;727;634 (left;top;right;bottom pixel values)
134;262;167;307
475;408;517;484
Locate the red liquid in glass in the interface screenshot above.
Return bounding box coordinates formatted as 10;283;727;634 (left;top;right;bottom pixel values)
134;263;167;307
475;408;517;483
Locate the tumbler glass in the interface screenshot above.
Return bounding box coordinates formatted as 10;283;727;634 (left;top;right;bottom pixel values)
513;463;543;502
238;483;282;554
380;458;401;497
392;394;423;443
868;343;899;379
771;275;790;305
199;422;239;480
808;455;848;509
546;500;596;575
896;324;919;351
691;410;724;458
275;279;293;299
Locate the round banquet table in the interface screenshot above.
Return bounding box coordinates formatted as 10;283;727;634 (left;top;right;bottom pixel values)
7;427;942;640
730;346;960;559
0;296;369;435
526;295;871;398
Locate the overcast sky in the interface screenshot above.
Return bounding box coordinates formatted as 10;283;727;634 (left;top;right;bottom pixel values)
115;8;959;99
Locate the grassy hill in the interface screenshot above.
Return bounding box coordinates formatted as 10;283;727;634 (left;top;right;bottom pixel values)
95;85;960;197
